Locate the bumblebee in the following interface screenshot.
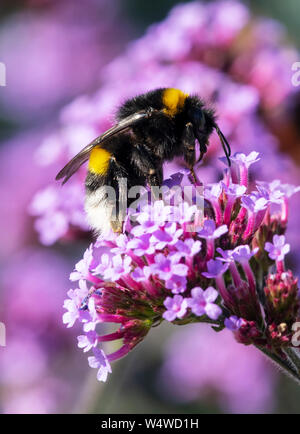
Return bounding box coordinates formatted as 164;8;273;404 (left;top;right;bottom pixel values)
56;88;231;234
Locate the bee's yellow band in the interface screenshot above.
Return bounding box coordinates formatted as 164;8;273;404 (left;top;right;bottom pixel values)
162;88;188;117
88;147;111;175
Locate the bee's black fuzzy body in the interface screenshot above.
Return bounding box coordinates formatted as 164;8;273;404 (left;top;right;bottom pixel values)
56;88;230;234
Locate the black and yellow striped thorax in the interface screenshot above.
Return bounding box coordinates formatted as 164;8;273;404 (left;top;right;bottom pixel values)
161;88;189;117
88;147;112;176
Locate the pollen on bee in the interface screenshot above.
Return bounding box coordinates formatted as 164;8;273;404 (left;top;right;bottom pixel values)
88;147;111;175
162;88;189;117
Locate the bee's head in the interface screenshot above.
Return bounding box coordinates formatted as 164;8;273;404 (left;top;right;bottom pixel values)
187;101;231;166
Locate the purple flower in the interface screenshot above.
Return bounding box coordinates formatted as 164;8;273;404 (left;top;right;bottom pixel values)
152;254;188;281
34;211;69;246
111;234;129;255
186;286;222;320
232;245;259;263
82;297;99;333
216;247;234;263
30;183;88;245
172;238;202;261
163;295;188;322
63;280;89;328
230;152;261;168
265;235;290;261
103;255;132;281
63;299;79;328
165;275;187;294
198;219;228;239
70;245;94;281
150;222;183;250
134;201;172;232
222;182;247;198
77;331;98;353
88;348;112;382
256;181;285;204
225;316;244;331
172;202;199;225
93;253;112;276
131;266;152;282
241;194;268;213
127;234;155;256
202;259;229;279
204;183;223;202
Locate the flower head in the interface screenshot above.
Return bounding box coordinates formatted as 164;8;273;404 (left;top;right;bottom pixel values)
232;245;259;263
230;152;261;169
186;287;222;320
163;296;188;322
88;348;112;382
225;316;244;331
265;235;290;262
198;220;228;240
202;259;229;279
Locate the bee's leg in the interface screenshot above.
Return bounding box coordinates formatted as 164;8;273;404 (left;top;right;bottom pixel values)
109;158;129;233
182;122;197;183
131;145;163;200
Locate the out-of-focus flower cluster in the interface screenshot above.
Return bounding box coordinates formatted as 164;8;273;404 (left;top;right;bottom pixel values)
64;153;300;382
159;324;275;414
30;0;300;248
0;0;125;124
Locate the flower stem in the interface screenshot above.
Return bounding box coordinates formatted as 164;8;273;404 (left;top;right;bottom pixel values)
243;212;255;240
206;238;215;260
240;164;248;188
242;262;256;295
256;345;300;385
281;197;288;225
223;197;234;225
229;262;241;287
284;347;300;376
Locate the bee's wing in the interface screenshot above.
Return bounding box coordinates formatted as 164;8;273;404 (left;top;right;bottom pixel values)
55;110;154;184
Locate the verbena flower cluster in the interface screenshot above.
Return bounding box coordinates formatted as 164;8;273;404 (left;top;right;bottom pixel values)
64;152;300;381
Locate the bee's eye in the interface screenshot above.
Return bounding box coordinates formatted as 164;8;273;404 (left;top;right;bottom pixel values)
190;108;205;130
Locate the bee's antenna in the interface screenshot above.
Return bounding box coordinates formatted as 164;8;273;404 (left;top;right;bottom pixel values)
214;124;231;167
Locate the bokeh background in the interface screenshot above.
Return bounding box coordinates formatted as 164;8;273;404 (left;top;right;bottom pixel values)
1;0;300;414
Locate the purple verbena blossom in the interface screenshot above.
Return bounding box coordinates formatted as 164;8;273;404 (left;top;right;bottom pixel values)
202;259;229;279
88;348;112;382
186;286;222;320
198;219;228;240
163;296;188;322
225;316;244;331
265;235;290;262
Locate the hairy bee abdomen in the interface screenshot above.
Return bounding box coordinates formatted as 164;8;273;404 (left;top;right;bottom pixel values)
85;171;114;235
85;158;133;235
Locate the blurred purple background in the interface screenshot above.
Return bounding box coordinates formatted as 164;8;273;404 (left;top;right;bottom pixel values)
1;0;300;414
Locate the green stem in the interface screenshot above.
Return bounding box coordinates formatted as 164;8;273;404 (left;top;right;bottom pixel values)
284;347;300;376
256;345;300;385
